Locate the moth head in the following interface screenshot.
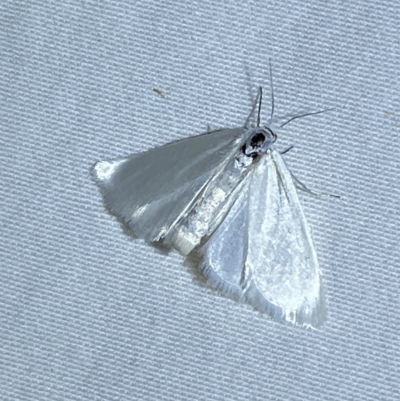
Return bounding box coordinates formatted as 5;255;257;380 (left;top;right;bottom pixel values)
242;127;277;159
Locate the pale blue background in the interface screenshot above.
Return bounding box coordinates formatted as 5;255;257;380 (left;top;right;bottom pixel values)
1;1;399;400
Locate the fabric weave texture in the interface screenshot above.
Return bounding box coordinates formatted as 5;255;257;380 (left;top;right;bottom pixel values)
1;1;399;400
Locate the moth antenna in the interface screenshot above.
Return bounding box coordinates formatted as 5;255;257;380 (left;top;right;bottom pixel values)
279;108;335;129
257;86;263;127
244;85;261;128
269;58;275;124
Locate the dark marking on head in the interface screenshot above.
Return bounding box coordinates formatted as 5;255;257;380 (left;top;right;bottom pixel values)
250;133;266;148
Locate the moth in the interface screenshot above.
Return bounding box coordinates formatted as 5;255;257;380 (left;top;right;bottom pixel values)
93;81;336;328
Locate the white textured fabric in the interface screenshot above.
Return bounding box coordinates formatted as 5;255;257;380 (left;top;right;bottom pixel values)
1;1;399;400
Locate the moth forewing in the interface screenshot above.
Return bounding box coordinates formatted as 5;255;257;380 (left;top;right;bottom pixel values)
92;127;246;246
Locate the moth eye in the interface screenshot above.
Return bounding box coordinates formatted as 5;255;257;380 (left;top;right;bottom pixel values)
250;133;266;148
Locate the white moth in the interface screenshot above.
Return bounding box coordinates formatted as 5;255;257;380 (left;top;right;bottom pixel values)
93;82;335;328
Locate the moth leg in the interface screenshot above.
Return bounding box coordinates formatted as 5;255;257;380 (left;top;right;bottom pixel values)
291;172;340;198
280;145;294;155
